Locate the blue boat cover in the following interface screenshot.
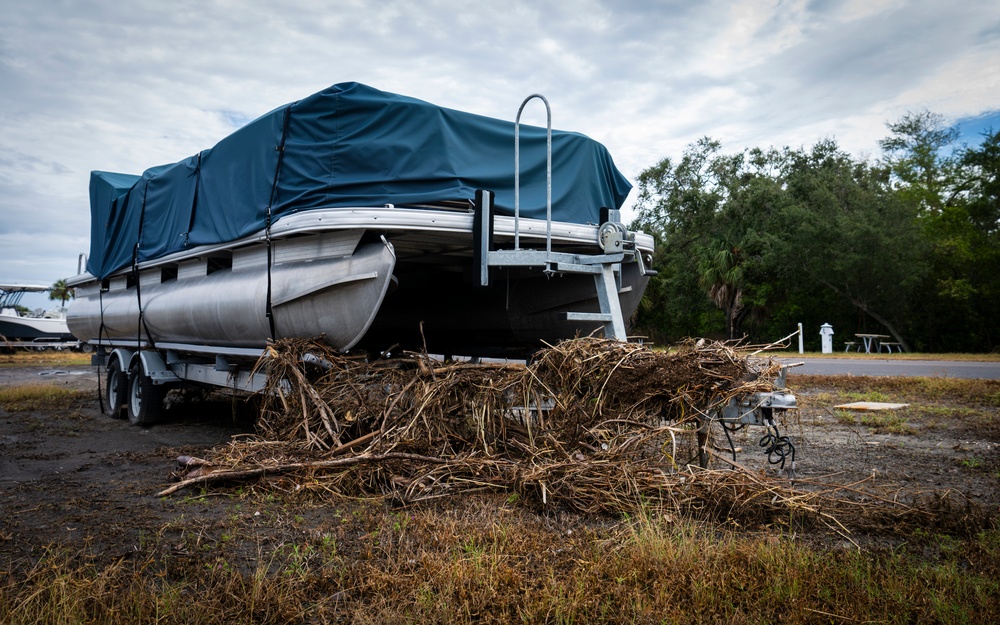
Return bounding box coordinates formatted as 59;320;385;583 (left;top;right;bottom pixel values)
87;82;632;279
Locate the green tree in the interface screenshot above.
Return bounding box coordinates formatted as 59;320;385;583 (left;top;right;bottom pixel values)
879;113;1000;351
48;279;74;306
779;140;926;351
878;110;959;213
948;128;1000;350
631;138;728;342
632;141;794;342
960;127;1000;233
699;241;743;339
632;137;928;350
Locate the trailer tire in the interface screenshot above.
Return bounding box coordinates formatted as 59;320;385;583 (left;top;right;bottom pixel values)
127;362;166;426
104;358;128;419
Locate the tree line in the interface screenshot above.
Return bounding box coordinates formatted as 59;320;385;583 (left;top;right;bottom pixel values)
629;111;1000;353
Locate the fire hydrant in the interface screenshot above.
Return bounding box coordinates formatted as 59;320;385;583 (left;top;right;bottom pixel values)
819;323;834;354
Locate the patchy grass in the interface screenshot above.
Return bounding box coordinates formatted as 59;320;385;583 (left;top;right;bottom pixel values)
961;456;985;470
0;384;91;411
2;513;998;625
2;367;998;624
832;408;858;425
0;351;91;367
795;376;999;439
842;390;895;403
859;411;918;435
829;407;917;436
791;375;1000;405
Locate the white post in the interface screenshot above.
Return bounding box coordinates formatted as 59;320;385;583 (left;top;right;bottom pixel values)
798;323;804;354
819;323;834;354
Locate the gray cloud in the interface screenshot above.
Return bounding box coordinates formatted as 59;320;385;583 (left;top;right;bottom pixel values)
1;0;998;294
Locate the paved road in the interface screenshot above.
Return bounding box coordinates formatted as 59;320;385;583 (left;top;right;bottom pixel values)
776;357;1000;379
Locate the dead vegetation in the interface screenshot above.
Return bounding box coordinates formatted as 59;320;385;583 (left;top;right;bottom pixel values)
3;348;999;624
161;337;993;538
0;384;91;411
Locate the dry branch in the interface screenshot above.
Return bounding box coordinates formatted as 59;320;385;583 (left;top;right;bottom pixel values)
156;336;987;534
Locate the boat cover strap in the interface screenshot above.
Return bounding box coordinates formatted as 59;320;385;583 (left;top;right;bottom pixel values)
264;104;294;341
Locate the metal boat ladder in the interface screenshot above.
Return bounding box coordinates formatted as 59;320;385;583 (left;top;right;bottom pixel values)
472;94;641;341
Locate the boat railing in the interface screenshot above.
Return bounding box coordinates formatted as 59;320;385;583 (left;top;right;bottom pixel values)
470;94;651;341
513;94;552;255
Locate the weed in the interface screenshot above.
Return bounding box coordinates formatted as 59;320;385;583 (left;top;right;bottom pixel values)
844;390;894;403
179;488;210;505
391;511;410;534
833;409;857;425
319;533;337;558
282;543;313;577
960;456;984;470
860;412;917;435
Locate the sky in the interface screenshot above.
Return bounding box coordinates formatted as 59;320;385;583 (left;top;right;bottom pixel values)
2;0;999;310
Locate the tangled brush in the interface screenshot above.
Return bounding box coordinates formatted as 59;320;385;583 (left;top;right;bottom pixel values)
162;337;789;511
159;336;989;537
256;336;783;456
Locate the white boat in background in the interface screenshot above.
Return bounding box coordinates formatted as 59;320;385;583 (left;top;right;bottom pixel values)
0;283;76;347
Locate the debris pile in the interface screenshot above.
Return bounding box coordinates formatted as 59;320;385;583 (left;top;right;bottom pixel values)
159;337;987;536
163;337;788;511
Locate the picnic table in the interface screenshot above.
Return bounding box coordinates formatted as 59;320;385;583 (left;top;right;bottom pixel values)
855;333;890;353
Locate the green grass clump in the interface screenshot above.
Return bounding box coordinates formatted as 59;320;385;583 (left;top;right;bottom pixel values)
860;411;917;435
843;390;895;403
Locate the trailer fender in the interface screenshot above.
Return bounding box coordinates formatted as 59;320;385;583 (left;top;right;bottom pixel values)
129;350;181;385
106;348;135;373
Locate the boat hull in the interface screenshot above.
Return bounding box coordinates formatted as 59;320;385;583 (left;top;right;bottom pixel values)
0;315;74;342
67;240;397;351
66;210;655;358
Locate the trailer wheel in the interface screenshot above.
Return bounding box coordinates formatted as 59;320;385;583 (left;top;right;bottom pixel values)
127;362;166;426
104;358;128;419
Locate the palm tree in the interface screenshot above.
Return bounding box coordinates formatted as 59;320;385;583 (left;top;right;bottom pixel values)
699;241;744;340
48;279;74;306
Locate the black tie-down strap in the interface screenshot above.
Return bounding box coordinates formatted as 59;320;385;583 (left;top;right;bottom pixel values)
264;104;294;340
133;180;157;353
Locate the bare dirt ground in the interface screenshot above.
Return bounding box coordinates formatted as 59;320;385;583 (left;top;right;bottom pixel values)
0;364;258;561
1;363;998;568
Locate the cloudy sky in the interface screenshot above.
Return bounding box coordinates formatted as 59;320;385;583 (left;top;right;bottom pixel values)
2;0;999;309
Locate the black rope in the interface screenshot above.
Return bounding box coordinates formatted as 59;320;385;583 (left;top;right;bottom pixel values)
758;419;796;471
264;214;276;340
721;421;740;464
